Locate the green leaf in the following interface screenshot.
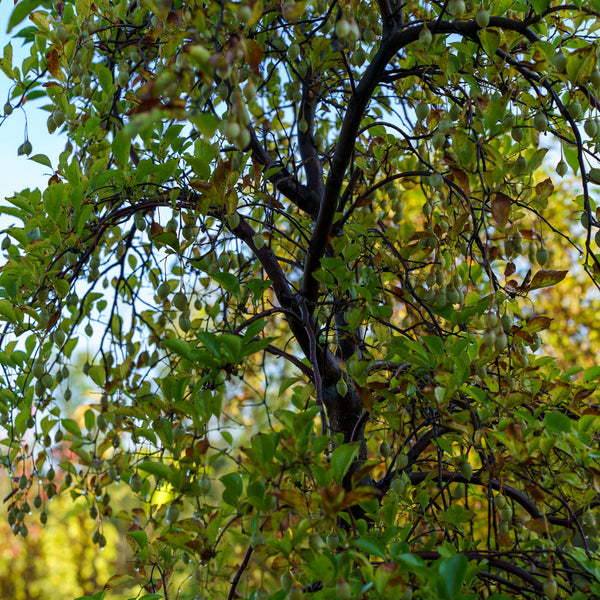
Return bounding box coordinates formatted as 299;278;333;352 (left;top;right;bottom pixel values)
29;153;52;168
479;30;500;57
62;418;81;437
8;0;44;32
438;553;468;599
0;299;19;324
138;460;177;484
220;472;243;506
354;536;387;559
211;272;240;294
127;530;148;550
162;338;194;361
544;411;571;434
330;443;360;483
112;129;131;167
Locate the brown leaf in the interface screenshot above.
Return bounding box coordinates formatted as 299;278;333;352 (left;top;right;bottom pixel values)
528;269;568;291
356;385;374;411
449;167;470;197
340;488;380;509
150;221;164;236
47;48;61;79
574;388;594;401
244;39;262;75
104;573;135;590
504;262;516;277
524;482;546;504
525;315;553;332
491;193;511;227
48;173;61;186
535;178;554;205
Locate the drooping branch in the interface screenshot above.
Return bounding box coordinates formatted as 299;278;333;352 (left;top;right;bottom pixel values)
299;15;546;308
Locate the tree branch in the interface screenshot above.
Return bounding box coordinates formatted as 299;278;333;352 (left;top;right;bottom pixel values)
249;127;320;216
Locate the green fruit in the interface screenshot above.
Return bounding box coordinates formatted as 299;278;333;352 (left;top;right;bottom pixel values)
460;461;473;479
419;26;432;47
288;42;300;60
543;578;558;600
238;5;252;22
483;329;496;346
595;230;600;246
309;534;323;552
288;587;304;600
253;233;265;249
396;453;409;469
432;131;445;148
380;441;391;457
390;477;405;493
178;315;191;332
53;328;65;346
511;127;523;142
346;22;360;44
515;155;527;172
336;378;348;396
18;141;33;156
224;120;241;143
556;160;568;177
281;572;294;592
495;332;508;352
243;81;257;101
533;112;548;132
336;580;352;600
165;504;180;523
438;118;451;134
553;51;567;72
236;128;251;149
53;110;65;126
449;104;461;121
415;101;430;121
157;282;171;299
502;112;516;128
536;247;549;265
494;495;506;509
351;49;366;67
326;532;339;551
568;100;582;119
41;373;54;389
449;0;466;17
581;212;590;228
475;9;490;28
198;476;212;494
4;101;12;116
56;25;68;43
429;172;444;188
118;69;129;87
591;70;600;87
173;292;187;310
32;361;45;378
584;119;598;137
228;213;240;229
335;18;350;40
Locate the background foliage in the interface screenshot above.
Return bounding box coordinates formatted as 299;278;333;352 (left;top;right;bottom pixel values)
3;0;600;598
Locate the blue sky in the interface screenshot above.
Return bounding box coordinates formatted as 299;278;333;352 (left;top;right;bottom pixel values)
0;0;65;208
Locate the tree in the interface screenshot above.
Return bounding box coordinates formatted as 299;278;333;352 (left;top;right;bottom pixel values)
3;0;600;597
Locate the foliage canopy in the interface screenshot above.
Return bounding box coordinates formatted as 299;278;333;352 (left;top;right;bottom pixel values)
3;0;600;598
